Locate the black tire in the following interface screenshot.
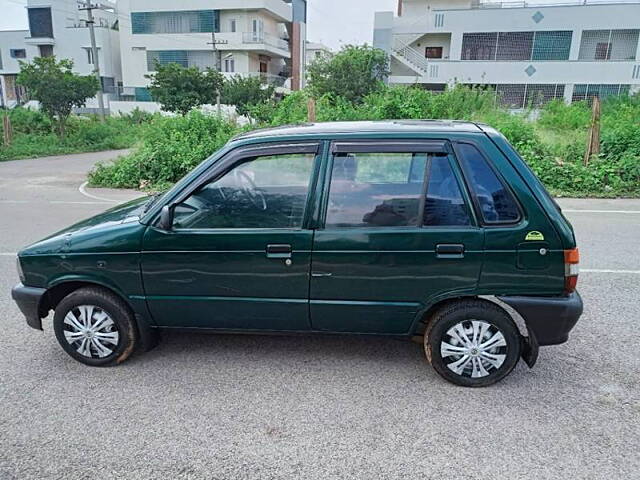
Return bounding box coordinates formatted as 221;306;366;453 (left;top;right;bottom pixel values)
425;300;521;387
53;287;137;367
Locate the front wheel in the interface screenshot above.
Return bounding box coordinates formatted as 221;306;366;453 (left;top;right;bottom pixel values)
425;300;521;387
53;287;138;367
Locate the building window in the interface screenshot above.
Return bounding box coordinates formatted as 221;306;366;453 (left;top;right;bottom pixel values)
101;76;115;94
10;49;27;59
251;18;265;41
28;7;53;38
425;47;443;59
224;56;235;72
38;45;53;58
461;32;498;60
229;19;236;33
579;29;639;61
147;50;215;71
532;31;572;60
572;84;631;103
462;30;572;61
135;87;152;102
84;47;100;65
497;32;534;61
467;84;564;109
131;10;220;34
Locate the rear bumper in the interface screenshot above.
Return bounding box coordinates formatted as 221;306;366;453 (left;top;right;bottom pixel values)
11;283;47;331
498;291;583;346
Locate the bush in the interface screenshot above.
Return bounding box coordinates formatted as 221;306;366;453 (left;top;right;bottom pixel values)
85;86;640;197
89;111;240;188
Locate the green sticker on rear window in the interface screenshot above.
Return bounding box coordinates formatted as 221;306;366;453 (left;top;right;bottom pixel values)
525;231;545;241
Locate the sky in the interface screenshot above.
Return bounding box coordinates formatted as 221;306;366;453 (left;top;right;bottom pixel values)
0;0;398;49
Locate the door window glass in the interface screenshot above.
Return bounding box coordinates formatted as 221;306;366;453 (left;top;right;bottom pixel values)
326;153;427;228
172;153;315;229
424;157;472;226
457;143;520;223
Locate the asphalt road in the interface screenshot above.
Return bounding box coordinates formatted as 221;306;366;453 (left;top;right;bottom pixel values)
1;151;639;480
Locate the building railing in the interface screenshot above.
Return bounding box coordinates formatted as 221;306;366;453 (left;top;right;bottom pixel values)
392;38;430;74
470;0;640;9
242;32;289;51
226;71;289;87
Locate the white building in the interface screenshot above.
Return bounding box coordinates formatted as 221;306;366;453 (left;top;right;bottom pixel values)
0;0;121;109
374;0;640;107
116;0;307;103
305;40;332;67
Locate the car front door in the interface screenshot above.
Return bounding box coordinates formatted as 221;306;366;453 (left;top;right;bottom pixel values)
310;140;484;334
141;142;321;331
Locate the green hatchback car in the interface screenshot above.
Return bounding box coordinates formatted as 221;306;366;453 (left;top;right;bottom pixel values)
12;121;582;387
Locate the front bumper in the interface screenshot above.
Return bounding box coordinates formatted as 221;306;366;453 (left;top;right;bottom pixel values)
499;291;583;346
11;283;47;331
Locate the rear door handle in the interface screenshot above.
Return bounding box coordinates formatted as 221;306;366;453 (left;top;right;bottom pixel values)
266;244;292;259
436;243;465;258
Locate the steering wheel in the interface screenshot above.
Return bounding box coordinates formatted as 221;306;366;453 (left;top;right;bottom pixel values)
234;170;267;211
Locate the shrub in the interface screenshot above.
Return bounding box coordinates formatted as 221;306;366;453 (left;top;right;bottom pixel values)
89;111;240;188
85;86;640;197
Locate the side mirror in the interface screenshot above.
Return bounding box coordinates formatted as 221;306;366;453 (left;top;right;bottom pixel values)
157;205;174;231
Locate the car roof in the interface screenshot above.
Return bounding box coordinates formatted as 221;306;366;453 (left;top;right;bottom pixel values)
233;120;485;141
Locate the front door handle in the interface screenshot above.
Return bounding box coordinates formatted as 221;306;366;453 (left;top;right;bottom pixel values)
436;243;465;258
266;244;292;259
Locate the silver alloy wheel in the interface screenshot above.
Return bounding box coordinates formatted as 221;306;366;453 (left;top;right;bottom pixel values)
440;319;507;378
62;305;120;358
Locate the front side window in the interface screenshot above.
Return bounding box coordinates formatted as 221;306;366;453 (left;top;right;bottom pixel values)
325;152;427;228
456;143;520;223
172;153;315;230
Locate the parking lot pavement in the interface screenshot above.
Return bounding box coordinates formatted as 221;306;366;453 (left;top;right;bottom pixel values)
1;153;639;479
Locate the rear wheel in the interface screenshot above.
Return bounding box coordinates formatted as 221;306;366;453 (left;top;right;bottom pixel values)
53;287;137;367
425;300;521;387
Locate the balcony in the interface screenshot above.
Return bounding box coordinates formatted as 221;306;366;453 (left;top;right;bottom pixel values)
222;71;289;88
242;32;289;52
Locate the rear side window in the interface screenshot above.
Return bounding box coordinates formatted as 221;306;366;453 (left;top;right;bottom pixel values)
456;143;520;223
325;152;426;228
424;157;472;226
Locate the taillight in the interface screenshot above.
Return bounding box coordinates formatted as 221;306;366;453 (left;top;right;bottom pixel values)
564;248;580;293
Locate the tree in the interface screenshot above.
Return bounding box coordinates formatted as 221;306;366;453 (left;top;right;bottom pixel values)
146;62;224;115
17;57;99;138
221;75;275;119
307;45;389;103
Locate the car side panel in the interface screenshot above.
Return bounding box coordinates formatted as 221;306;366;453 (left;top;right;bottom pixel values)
468;136;565;296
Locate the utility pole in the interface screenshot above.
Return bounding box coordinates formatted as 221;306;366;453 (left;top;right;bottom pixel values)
207;30;227;116
79;1;106;121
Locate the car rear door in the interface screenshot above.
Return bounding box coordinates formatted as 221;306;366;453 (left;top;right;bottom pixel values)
309;139;484;334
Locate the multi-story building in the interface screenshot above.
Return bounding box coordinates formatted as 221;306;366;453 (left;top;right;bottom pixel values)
117;0;307;102
0;0;122;109
374;0;640;108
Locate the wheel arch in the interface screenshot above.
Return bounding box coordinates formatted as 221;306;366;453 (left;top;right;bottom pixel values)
40;279;133;319
412;295;529;337
412;295;538;368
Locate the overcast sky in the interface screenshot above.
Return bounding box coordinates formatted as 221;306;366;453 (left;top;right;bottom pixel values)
0;0;576;50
